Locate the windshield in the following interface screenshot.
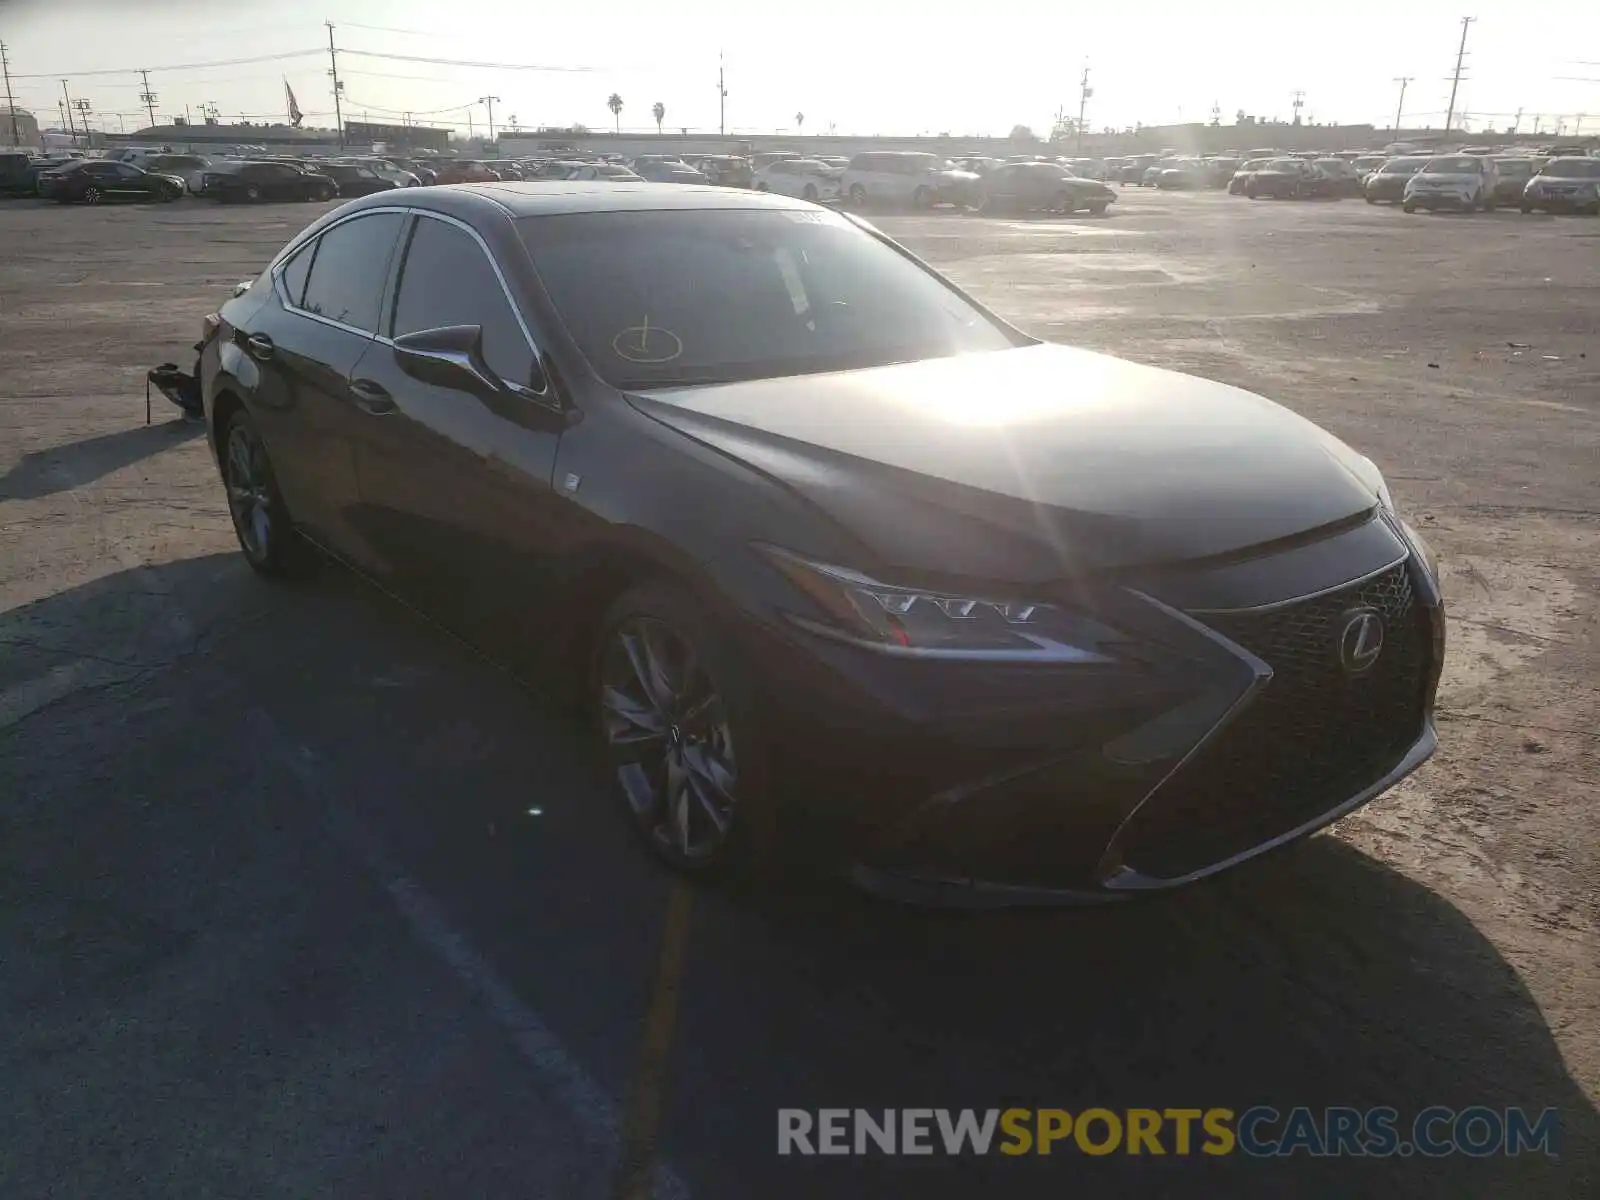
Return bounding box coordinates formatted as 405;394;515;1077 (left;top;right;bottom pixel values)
1266;159;1301;171
1494;160;1535;178
1539;158;1600;178
1421;157;1483;174
1381;158;1430;174
518;209;1018;389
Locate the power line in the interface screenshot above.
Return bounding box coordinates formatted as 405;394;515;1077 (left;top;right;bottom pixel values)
338;47;597;72
12;48;323;80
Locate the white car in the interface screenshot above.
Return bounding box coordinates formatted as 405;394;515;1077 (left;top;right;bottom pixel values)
135;152;212;194
752;158;840;202
839;150;981;208
1403;156;1499;213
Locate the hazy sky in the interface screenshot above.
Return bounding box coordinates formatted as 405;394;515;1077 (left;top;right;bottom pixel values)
3;0;1598;137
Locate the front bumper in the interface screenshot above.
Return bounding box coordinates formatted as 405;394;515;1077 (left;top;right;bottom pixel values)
1406;190;1475;209
777;525;1445;905
1524;190;1597;210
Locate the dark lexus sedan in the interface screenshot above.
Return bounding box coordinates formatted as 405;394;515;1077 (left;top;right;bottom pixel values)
199;183;1444;903
1245;159;1340;200
37;158;185;204
202;160;338;203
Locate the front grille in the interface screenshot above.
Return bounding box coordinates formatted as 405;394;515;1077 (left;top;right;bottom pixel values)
1120;561;1429;880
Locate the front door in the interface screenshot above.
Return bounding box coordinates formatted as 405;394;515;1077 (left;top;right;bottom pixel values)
346;211;569;657
239;209;406;560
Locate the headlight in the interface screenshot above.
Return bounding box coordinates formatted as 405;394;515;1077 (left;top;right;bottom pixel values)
758;546;1122;663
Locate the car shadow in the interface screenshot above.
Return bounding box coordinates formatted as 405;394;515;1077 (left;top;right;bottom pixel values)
2;553;1595;1198
0;418;202;502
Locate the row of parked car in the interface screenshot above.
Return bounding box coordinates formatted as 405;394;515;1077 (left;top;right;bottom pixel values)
1228;152;1600;213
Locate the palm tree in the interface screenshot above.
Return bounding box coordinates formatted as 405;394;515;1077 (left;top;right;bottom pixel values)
607;93;623;134
652;101;665;134
795;111;804;133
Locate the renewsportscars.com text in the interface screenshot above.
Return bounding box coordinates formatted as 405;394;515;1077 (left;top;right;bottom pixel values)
777;1106;1560;1158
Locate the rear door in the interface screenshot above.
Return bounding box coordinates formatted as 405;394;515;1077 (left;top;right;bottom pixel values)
235;209;406;560
346;211;569;646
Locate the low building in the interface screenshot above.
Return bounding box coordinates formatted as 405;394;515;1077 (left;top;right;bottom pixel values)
1;106;42;150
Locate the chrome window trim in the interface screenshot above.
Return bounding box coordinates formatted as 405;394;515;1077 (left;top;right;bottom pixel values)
393;208;549;395
271;205;411;336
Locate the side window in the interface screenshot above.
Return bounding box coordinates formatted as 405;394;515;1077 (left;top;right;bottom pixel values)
278;241;315;307
299;212;404;332
115;164;143;179
391;216;536;388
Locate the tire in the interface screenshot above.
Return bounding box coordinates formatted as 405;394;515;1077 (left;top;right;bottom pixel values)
82;186;102;205
220;408;316;579
801;183;818;202
911;185;932;209
1246;187;1259;200
593;580;773;878
1365;195;1377;204
754;181;769;191
245;184;261;203
848;183;867;206
1520;203;1532;214
1403;201;1416;213
1087;201;1108;216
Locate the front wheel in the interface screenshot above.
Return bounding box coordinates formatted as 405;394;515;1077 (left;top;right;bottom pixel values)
911;185;932;209
1402;201;1416;213
245;184;261;203
1087;200;1108;216
801;183;818;202
221;410;316;579
82;186;102;205
595;581;771;876
1365;195;1377;204
1520;203;1533;214
848;183;867;207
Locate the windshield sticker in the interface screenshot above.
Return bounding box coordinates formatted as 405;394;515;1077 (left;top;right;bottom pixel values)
612;317;684;364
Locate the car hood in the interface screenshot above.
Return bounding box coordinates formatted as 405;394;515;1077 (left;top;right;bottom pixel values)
628;344;1381;580
1410;172;1478;184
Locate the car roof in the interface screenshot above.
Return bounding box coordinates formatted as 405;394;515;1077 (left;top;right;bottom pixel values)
404;180;814;217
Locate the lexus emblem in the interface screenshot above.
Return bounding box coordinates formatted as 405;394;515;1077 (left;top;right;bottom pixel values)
1337;608;1385;675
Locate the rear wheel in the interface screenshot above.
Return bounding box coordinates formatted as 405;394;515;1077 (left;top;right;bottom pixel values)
221;409;316;579
911;185;932;208
82;186;102;205
245;184;261;203
1403;201;1416;213
595;581;772;876
801;183;818;202
1520;202;1533;214
848;183;867;206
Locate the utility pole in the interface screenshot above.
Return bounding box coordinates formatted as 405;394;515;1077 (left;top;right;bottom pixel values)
1291;89;1306;125
720;53;728;136
1444;15;1474;135
0;43;20;147
326;21;345;147
73;97;92;142
1391;77;1412;138
60;80;76;142
1076;65;1092;155
480;95;500;141
137;68;159;130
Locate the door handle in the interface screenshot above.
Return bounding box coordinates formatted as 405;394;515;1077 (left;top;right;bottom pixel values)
349;378;396;415
244;333;274;361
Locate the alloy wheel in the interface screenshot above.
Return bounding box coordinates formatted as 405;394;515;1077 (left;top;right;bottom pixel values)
224;421;274;562
600;616;737;863
84;187;101;204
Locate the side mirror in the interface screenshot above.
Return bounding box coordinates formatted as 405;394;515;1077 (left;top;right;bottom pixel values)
392;324;503;397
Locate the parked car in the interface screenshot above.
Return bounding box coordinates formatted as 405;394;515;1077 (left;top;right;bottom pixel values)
694;155;754;188
1140;160;1176;186
751;150;804;170
138;153;212;194
1227;159;1266;195
485;160;525;182
951;156;1004;176
977;162;1116;215
1203;158;1241;188
567;163;643;182
335;158;421;188
199;182;1443;897
634;161;709;185
841;151;980;208
315;162;401;198
1154;159;1208;189
391;158;438;185
752;158;840;201
1351;155;1388;182
528;159;586;180
1363;156;1430;204
0;151;38;198
37;159;185;204
431;160;502;185
1490;158;1537;205
1246;159;1340;200
1312;158;1363;197
1402;156;1498;213
1116;155;1162;183
202;161;338;203
1520;156;1600;214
